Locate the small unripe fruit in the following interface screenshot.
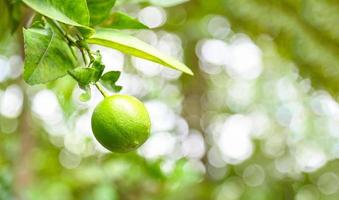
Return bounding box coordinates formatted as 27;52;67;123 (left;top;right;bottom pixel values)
91;94;151;153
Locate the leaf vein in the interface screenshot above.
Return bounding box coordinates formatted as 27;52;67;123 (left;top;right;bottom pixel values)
29;30;55;82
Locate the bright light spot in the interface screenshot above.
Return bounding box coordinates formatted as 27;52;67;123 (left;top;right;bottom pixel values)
145;101;176;132
134;32;183;79
91;45;124;72
207;164;227;180
49;135;64;147
161;66;182;80
9;55;23;79
243;164;265;187
32;90;63;124
216;177;244;200
275;102;306;133
132;57;161;76
185;159;206;175
44;122;68;137
174;117;189;137
139;132;176;159
263;134;285;158
300;78;312;93
274;155;297;175
275;104;293;127
207;15;231;39
198;39;230;66
226;80;255;109
207;147;227;168
249;110;270;138
327;119;339;138
295;144;326;172
132;31;163;76
182;132;205;159
117;73;146;97
0;85;23;118
317;172;339;195
0;56;10;82
289;104;306;133
160;159;176;175
276;77;299;102
63;112;92;155
158;32;183;59
64;132;87;155
74;112;92;137
194;36;262;81
157;84;182;106
136;30;158;46
225;36;262;80
199;61;223;74
310;91;339;117
158;33;183;79
73;86;102;109
216;114;253;164
138;6;167;28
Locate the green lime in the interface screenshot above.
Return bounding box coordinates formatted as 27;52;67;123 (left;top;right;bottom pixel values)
91;94;151;153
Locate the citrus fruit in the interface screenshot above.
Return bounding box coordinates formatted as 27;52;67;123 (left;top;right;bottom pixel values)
91;94;151;153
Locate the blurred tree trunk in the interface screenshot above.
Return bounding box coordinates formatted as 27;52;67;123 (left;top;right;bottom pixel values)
13;8;35;199
14;96;35;200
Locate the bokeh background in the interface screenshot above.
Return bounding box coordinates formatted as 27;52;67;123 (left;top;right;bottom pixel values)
1;0;339;199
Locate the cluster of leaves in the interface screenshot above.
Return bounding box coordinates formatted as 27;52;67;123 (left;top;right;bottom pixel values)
68;51;122;101
21;0;193;100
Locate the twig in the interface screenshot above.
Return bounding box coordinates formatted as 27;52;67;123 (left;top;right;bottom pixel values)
95;82;109;97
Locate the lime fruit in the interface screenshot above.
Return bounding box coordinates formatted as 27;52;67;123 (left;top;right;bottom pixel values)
91;94;151;153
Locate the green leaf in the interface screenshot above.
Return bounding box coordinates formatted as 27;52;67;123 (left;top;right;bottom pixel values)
100;71;122;92
68;67;97;87
101;71;121;83
0;0;24;41
103;12;148;29
91;52;105;81
112;85;122;92
8;0;24;33
30;14;46;29
23;27;77;85
22;0;94;37
87;0;116;25
87;28;193;75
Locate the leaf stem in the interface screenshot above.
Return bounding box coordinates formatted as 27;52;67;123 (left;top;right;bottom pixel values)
48;18;109;99
84;46;95;63
49;19;77;46
80;48;89;65
95;82;109;98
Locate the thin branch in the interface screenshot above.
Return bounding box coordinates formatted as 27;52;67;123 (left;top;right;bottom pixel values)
48;19;77;46
80;48;88;65
95;82;109;98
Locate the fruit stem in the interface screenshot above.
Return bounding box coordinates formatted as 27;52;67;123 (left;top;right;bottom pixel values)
95;82;108;98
